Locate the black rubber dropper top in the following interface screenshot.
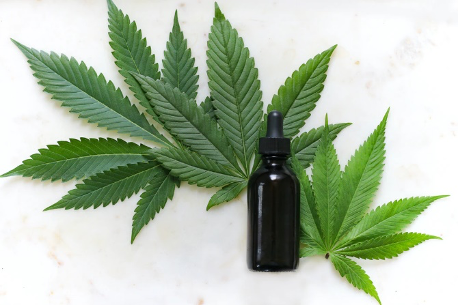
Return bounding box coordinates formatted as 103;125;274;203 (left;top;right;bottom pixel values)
265;111;284;138
259;111;290;155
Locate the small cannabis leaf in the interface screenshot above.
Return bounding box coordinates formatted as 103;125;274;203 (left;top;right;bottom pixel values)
268;45;337;139
2;0;349;243
162;11;199;99
207;5;263;175
44;160;161;211
0;138;151;182
107;0;162;125
11;40;169;147
291;110;447;304
131;164;178;243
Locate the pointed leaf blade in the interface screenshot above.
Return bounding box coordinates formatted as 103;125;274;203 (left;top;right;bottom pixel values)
312;117;341;248
207;4;263;172
162;11;199;99
1;138;151;182
45;161;160;210
154;147;244;188
13;40;168;146
333;110;389;244
330;254;381;304
206;181;247;210
107;0;162;119
337;195;448;248
266;45;337;139
131;170;176;243
337;232;440;260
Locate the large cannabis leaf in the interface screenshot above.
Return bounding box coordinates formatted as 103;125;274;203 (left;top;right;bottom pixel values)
134;3;349;209
290;110;447;304
1;1;348;243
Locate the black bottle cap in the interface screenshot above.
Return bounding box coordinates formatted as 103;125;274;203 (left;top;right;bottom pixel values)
259;111;290;155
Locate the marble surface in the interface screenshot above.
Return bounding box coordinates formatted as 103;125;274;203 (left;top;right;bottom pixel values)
1;0;457;304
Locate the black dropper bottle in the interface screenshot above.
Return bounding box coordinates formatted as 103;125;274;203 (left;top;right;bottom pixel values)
247;111;300;272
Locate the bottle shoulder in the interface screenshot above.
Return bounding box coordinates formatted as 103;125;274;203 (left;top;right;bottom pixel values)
249;163;299;185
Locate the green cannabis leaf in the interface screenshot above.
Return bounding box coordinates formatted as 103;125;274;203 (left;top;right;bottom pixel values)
107;0;162;125
133;3;346;210
2;0;348;243
1;1;445;303
162;11;199;99
1;138;151;182
45;160;161;211
290;110;448;304
207;4;263;174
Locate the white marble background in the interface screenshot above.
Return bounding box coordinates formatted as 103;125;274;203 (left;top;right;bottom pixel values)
0;0;457;304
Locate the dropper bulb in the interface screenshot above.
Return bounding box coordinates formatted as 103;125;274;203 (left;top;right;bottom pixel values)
266;111;284;138
258;110;290;155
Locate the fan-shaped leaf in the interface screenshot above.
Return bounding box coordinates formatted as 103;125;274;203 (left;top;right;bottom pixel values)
265;45;337;139
162;11;199;99
134;74;242;173
13;40;168;146
154;147;244;188
312;116;341;248
337;232;440;260
330;254;381;304
1;138;151;182
332;110;388;245
45;161;160;210
291;123;351;169
336;195;447;249
131;170;177;243
207;3;263;173
206;181;247;210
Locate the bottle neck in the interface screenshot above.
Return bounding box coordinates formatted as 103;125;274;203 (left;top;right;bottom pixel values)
261;155;288;166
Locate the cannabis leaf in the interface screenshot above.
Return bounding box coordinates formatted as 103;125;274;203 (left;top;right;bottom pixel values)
207;181;247;210
291;110;447;304
154;147;244;188
107;0;162;124
133;75;242;173
1;1;445;303
11;40;168;147
311;116;341;249
336;233;439;260
132;167;177;243
330;254;380;303
0;138;151;182
268;45;337;139
162;11;199;99
253;44;340;172
207;4;263;174
45;160;161;210
2;1;349;244
137;3;347;207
